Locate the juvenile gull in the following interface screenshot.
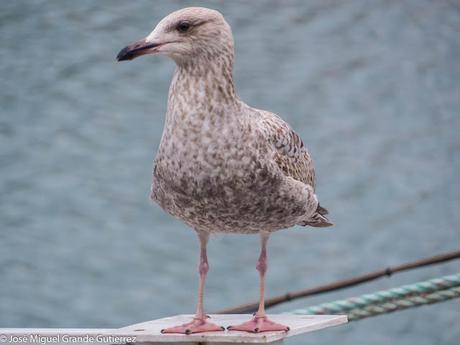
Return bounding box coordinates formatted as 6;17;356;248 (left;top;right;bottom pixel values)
117;7;332;334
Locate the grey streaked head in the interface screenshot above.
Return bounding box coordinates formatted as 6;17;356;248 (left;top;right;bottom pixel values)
116;7;234;65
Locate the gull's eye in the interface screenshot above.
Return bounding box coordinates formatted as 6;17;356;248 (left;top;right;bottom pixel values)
176;21;192;33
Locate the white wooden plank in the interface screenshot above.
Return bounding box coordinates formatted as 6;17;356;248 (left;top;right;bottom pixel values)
0;314;347;345
116;314;347;344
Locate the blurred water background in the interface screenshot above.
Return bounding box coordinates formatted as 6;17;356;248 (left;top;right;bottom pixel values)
1;1;459;344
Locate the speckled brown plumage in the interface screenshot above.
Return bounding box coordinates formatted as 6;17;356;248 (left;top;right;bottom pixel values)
135;7;333;234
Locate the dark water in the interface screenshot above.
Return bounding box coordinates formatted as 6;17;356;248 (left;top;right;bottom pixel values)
1;1;459;344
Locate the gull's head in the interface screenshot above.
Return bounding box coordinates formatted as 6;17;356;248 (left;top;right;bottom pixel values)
116;7;233;65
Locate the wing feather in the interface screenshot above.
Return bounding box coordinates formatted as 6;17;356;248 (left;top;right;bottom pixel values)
260;111;316;190
257;110;332;227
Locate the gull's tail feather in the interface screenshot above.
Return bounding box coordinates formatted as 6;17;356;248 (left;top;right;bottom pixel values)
317;203;329;216
300;204;333;228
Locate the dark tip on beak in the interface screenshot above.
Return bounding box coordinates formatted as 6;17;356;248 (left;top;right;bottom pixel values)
116;46;133;61
116;38;161;62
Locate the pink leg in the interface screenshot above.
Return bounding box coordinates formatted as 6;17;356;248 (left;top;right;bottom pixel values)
227;231;290;333
161;232;224;334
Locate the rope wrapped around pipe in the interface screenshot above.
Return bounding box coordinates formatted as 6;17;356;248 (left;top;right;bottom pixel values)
289;273;460;321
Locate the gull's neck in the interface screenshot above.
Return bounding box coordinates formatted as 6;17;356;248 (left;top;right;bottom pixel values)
167;54;239;116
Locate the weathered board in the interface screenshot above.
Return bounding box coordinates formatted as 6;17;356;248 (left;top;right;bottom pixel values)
0;314;347;345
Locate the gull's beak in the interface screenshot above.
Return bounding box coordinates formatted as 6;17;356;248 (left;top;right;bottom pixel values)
116;38;162;61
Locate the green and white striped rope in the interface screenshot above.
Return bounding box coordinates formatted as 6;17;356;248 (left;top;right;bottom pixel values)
289;273;460;321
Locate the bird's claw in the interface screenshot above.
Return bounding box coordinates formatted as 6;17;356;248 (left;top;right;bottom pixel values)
161;317;224;334
227;316;290;333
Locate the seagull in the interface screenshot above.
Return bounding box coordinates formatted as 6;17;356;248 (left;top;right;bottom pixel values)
117;7;332;334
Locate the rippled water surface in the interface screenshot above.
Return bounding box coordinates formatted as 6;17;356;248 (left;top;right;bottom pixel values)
1;1;459;344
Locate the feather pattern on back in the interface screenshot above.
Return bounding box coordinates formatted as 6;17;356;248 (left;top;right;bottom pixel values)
258;111;333;227
259;111;316;190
